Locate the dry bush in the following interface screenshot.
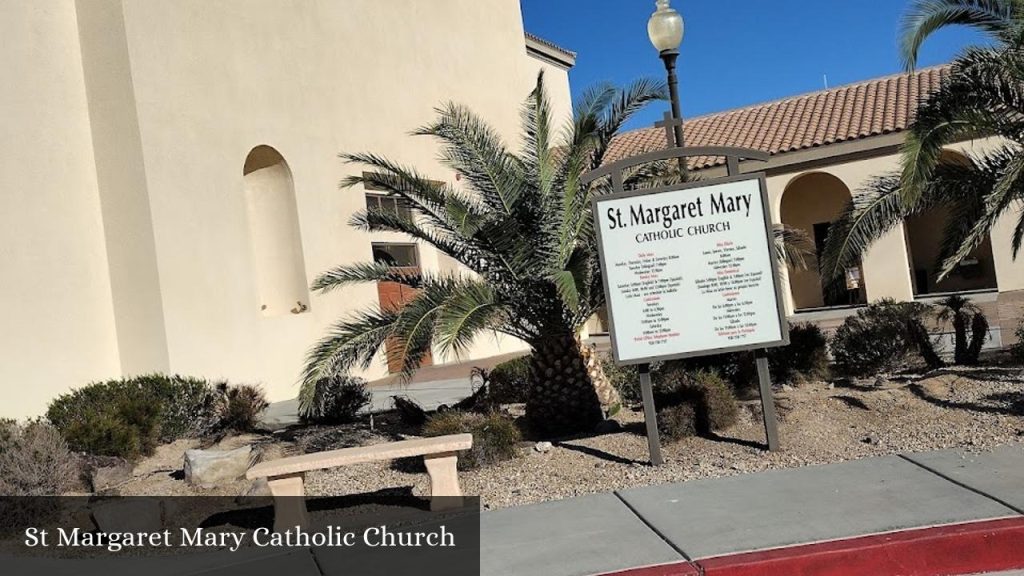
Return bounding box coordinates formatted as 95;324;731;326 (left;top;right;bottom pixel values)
215;383;268;432
0;420;78;496
656;403;698;442
654;368;739;435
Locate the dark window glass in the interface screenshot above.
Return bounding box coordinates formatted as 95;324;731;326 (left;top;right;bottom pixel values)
372;243;418;267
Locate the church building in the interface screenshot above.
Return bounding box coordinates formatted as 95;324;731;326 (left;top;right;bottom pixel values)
3;2;1022;419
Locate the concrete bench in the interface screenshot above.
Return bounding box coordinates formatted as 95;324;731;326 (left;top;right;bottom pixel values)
247;433;473;530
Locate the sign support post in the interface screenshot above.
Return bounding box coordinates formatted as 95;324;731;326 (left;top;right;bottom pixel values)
754;348;780;451
727;152;780;453
637;363;664;466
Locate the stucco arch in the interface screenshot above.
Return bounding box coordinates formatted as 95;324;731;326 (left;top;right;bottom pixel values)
780;171;866;310
242;145;310;316
904;150;999;295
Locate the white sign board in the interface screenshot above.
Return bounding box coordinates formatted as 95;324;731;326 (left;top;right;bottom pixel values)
593;174;787;365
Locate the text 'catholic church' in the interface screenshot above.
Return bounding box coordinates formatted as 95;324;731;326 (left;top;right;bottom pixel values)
3;1;1023;418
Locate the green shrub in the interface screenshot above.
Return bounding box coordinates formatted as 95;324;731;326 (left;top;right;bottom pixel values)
300;375;371;424
830;299;935;376
600;354;641;405
47;375;220;447
663;324;829;391
50;389;162;460
486;356;531;404
1012;321;1024;362
422;411;520;469
47;374;267;459
655;368;738;434
768;323;830;383
0;420;78;495
215;383;268;432
131;374;221;440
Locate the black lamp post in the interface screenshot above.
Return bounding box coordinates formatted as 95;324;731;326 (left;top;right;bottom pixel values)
648;0;687;175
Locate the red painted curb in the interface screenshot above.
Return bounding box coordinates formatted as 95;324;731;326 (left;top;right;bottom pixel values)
698;517;1024;576
596;562;700;576
597;517;1024;576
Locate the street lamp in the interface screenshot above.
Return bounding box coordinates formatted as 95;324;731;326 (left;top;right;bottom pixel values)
648;0;686;174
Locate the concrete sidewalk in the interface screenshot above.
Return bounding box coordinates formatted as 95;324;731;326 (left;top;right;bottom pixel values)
481;443;1024;576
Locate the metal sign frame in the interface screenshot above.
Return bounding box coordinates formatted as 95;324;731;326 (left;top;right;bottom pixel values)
591;172;790;366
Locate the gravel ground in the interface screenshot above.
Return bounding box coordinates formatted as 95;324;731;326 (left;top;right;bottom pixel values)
116;367;1024;510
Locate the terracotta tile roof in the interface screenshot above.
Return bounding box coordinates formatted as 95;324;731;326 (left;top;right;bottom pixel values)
606;65;952;170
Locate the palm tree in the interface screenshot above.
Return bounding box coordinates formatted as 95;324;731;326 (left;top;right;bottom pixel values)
822;0;1024;285
300;74;668;436
935;294;989;364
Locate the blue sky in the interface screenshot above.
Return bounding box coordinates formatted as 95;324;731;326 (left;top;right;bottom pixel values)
521;0;988;130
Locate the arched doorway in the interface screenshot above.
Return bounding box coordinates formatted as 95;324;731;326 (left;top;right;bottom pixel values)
242;145;309;316
904;151;999;296
780;172;866;310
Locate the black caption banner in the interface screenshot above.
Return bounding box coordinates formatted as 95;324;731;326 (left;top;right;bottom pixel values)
0;495;480;575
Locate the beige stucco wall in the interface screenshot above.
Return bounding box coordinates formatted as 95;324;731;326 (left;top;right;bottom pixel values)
0;0;570;418
76;0;171;376
116;0;549;398
767;135;1024;321
523;56;574;132
778;172;854;309
767;152;915;316
0;2;122;418
950;138;1024;293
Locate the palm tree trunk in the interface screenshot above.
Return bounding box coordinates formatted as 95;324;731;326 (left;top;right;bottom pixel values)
966;313;989;365
953;312;969;365
908;319;944;371
525;332;604;437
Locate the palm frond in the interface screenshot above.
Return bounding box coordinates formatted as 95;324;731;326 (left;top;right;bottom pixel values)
773;224;815;271
434;281;508;356
299;307;400;412
900;0;1020;69
901;47;1024;204
592;78;668;170
311;261;423;294
1012;203;1024;256
937;146;1024;278
414;102;525;217
350;207;486;274
820;175;909;281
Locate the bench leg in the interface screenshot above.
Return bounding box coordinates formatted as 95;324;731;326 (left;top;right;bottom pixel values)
267;473;309;531
423;451;463;511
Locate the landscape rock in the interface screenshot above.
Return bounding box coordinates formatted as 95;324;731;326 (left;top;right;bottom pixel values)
184;446;254;488
533;441;552;453
916;374;957;400
92;499;163;533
